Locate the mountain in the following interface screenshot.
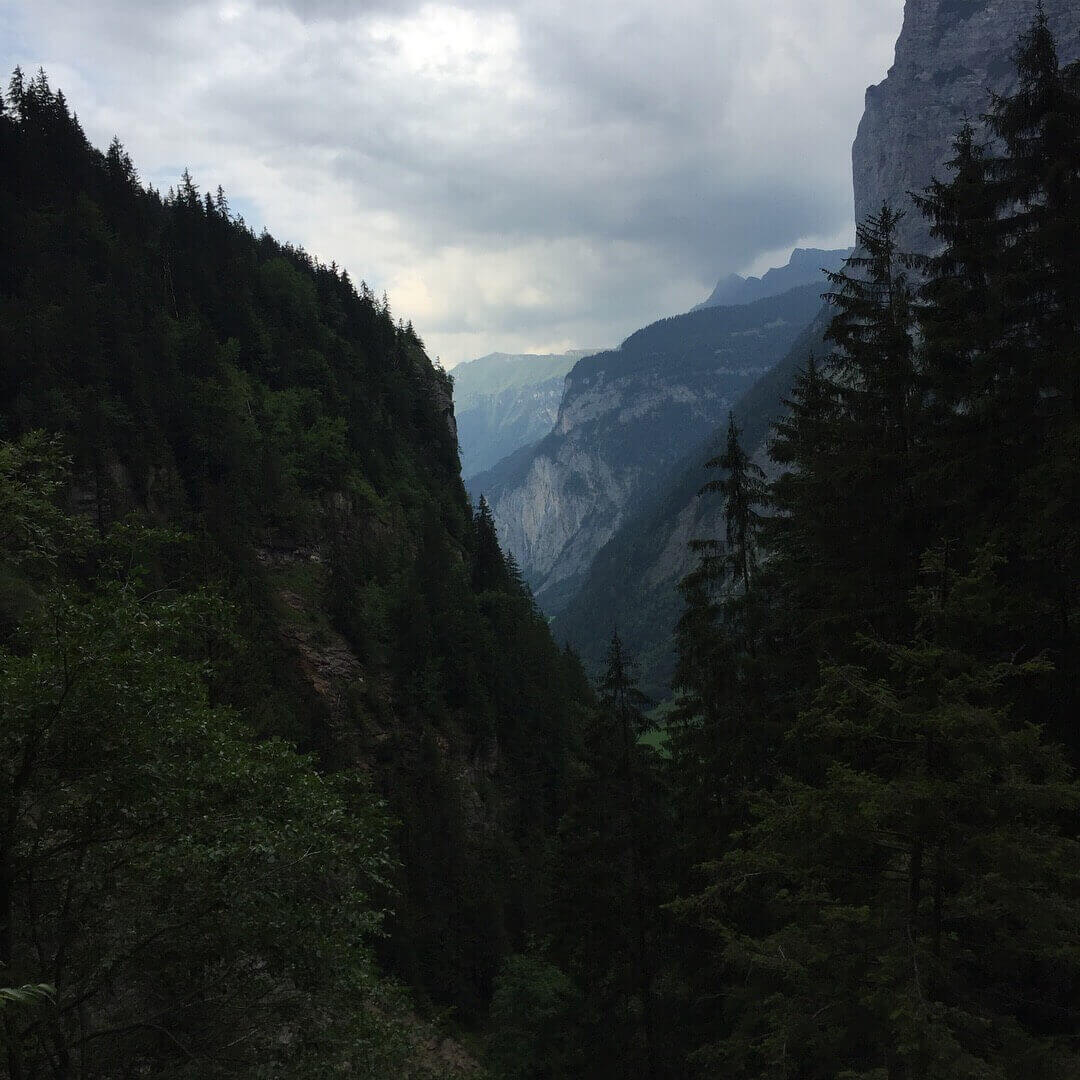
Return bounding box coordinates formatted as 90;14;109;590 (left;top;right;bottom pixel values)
0;70;591;1075
551;309;831;697
853;0;1080;253
690;246;851;311
452;350;594;478
552;0;1080;698
470;284;825;613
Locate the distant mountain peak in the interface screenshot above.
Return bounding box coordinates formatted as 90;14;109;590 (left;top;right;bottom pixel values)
692;246;852;313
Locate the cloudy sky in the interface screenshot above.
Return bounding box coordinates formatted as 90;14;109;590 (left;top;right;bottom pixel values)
1;0;903;365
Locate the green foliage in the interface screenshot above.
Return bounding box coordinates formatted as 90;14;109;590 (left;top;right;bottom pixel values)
8;18;1080;1078
0;986;53;1010
536;635;674;1079
683;551;1080;1078
701;413;767;592
488;954;579;1080
0;434;452;1078
664;15;1080;1076
0;70;592;1068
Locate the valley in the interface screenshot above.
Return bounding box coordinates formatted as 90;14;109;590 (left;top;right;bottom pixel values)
3;2;1079;1077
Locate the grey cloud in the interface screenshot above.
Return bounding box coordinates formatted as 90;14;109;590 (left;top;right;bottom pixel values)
2;0;903;362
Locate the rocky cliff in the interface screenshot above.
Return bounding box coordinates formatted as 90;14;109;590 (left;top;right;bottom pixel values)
470;284;825;613
452;350;592;479
853;0;1080;253
552;310;831;696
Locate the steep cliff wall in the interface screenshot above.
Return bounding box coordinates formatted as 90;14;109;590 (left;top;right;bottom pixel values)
552;310;832;696
453;351;592;479
853;0;1080;253
471;284;825;612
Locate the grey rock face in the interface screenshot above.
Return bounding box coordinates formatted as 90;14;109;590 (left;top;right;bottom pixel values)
483;371;724;612
429;369;458;447
550;307;832;697
457;377;566;479
555;0;1080;695
470;284;825;613
452;351;593;479
853;0;1080;254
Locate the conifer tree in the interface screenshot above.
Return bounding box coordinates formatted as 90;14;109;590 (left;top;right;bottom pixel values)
665;422;787;1066
671;414;777;836
473;494;509;592
701;414;767;592
808;207;923;644
667;20;1080;1075
545;634;666;1079
944;12;1080;749
0;66;598;1048
912;125;1002;418
688;548;1080;1079
766;353;841;659
6;67;22;116
986;7;1080;363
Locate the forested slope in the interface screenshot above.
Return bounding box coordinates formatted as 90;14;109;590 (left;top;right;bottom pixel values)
0;69;592;1077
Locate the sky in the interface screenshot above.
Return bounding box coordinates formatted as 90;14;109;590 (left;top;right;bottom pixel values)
0;0;903;366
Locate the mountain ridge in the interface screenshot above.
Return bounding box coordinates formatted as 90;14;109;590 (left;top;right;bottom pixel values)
452;349;596;479
0;73;591;1070
550;0;1080;697
690;246;851;311
470;282;826;612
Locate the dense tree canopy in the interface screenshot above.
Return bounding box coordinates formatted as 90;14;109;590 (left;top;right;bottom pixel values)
661;15;1080;1077
0;66;592;1075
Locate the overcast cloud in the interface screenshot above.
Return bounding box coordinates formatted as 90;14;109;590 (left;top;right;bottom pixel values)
0;0;902;364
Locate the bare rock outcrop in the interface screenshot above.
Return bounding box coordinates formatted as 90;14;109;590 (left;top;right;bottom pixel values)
471;284;825;613
853;0;1080;254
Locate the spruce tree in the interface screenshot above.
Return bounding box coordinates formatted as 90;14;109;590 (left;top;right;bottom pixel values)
986;7;1080;365
816;206;922;645
961;12;1080;750
688;548;1080;1079
912;124;1002;419
666;421;786;1066
671;414;777;841
702;413;767;592
664;18;1080;1077
6;67;23;117
546;634;666;1079
473;494;509;592
765;352;842;668
907;123;1007;553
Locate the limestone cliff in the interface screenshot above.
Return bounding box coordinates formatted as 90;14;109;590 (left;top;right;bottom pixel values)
470;284;825;612
551;309;832;696
853;0;1080;253
452;350;593;479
